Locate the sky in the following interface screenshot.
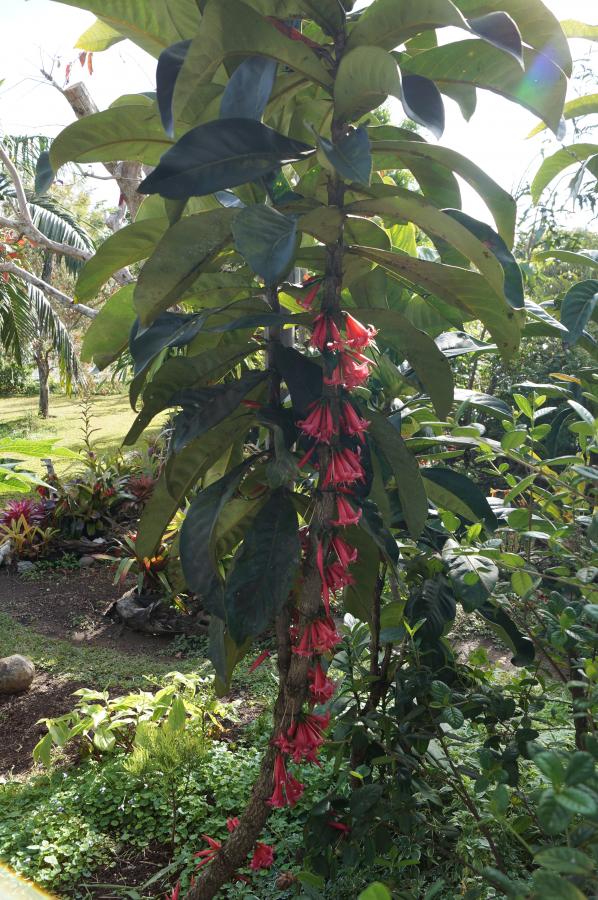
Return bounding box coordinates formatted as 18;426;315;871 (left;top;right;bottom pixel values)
1;0;597;231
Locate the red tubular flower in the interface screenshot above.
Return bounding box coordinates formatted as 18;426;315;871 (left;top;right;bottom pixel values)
332;494;362;526
284;711;330;764
345;313;378;349
310;314;342;352
328;819;351;834
331;535;358;567
251;842;275;870
297;401;336;443
167;882;181;900
339;401;369;442
325;560;354;594
309;660;336;704
298;279;322;310
226;817;240;832
325;351;372;389
268;752;305;807
194;834;222;868
292;616;341;657
249;650;271;673
316;540;331;615
322;447;365;488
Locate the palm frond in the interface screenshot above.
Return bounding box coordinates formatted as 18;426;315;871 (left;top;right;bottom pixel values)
27;285;81;387
2;135;50;181
0;277;35;364
28;197;96;274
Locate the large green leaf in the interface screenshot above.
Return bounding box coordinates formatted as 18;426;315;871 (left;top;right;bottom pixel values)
172;370;268;452
531;144;598;204
400;43;566;135
533;249;598;272
400;74;446;139
529;94;598;137
344;525;380;623
334;46;401;122
443;540;499;611
347;190;507;298
560;280;598;346
76;18;125;51
273;344;323;419
348;245;522;356
76;218;167;302
139;119;314;199
224;490;300;643
52;0;201;57
453;0;572;75
560;20;598;42
233;205;297;284
174;0;332;122
367;410;428;538
352;307;454;418
422;467;498;529
180;460;255;617
157;40;192;137
318;127;372;186
220;56;278;121
134;209;237;326
50;105;173;172
80;285;136;369
477;601;535;665
369;139;516;244
347;0;468;51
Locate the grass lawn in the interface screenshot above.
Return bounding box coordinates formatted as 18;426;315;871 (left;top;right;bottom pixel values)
0;393;163;492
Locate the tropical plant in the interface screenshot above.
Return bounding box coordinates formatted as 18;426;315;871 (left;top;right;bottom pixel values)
43;1;572;896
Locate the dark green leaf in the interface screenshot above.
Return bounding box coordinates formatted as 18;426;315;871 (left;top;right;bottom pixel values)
531;870;587;900
273;344;323;419
557;787;598;816
537;789;572;835
157;40;191;137
407;575;456;642
422;468;498;530
477;601;535;666
560;280;598;346
208;617;251;695
138;119;314;200
34;150;54;194
318;127;372;186
81;285;136;370
225;490;300;643
400;74;445;139
467;12;523;64
534;846;595;876
220;56;278;121
233;205;297;284
444;540;499;611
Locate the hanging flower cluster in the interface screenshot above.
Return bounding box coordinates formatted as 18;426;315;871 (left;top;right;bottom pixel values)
267;284;376;810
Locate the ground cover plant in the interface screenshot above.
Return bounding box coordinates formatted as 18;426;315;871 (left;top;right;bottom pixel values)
0;1;597;899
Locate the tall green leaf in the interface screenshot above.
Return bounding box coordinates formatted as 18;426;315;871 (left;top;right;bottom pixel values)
422;468;498;529
531;144;598;204
81;285;136;369
347;0;468;51
334;46;401;122
233;205;297;284
560;281;598;346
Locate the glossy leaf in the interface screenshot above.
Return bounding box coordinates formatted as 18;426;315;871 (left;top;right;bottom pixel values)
347;0;468;51
180;460;255;617
233;205;297;284
318;127;372;186
467;12;523;64
50;105;173;172
400;74;445;139
422;468;498;529
444;541;499;611
334;46;401;122
81;285;136;369
139;118;314;200
157;40;191;137
477;601;535;665
531;144;598;204
220;56;278;121
174;0;332;121
442;209;523;308
368;410;428;538
560;280;598;346
134;209;237;325
76;217;167;302
273;344;323;419
400;43;566;136
225;490;300;643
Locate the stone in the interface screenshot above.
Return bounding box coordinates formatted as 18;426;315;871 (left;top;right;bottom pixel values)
78;555;96;568
0;654;35;694
17;560;35;575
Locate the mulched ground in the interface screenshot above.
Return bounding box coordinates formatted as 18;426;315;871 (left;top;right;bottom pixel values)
62;842;172;900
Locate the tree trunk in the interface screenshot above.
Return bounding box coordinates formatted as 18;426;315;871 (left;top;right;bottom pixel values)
37;352;50;418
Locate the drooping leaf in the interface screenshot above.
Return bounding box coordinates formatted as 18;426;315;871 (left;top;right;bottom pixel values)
317;127;372;186
367;410;428;538
441;209;523;308
81;285;136;369
531;144;598;204
476;601;535;665
76;217;167;302
172;370;268;452
209;617;252;695
233;205;297;284
560;280;598;346
34;151;54;194
180;460;256;617
467;12;523;64
344;525;381;623
453;388;510;420
422;467;498;529
400;42;566;136
407;576;456;644
174;0;332;121
533;249;598;272
400;74;445;139
352;307;454;418
347;0;468;51
50;105;174;172
220;56;278;121
224;490;300;643
157;40;192;137
334;46;401;122
444;540;499;611
138;118;314;199
52;0;201;57
273;344;323;418
134;209;237;325
529;95;598;138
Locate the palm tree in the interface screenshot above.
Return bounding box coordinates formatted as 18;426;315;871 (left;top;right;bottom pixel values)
0;138;96;416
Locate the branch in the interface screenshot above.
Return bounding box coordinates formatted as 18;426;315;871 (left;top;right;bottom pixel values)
0;143;90;262
0;261;98;318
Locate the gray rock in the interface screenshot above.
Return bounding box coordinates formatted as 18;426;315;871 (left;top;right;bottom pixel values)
17;560;35;575
0;654;35;694
78;555;96;568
